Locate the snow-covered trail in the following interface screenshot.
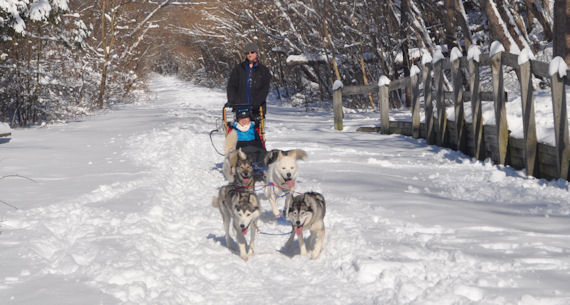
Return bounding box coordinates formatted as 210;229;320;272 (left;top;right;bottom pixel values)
1;75;570;305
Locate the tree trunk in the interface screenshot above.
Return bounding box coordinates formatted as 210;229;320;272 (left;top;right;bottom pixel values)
351;12;375;109
33;25;42;123
481;0;529;52
97;0;108;109
322;18;340;81
408;0;436;52
553;0;570;65
455;0;472;50
444;0;459;51
96;0;120;109
401;0;412;107
525;0;553;41
97;63;108;109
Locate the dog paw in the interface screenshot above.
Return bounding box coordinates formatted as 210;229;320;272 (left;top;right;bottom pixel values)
248;249;255;256
311;252;320;260
241;255;249;261
300;249;307;256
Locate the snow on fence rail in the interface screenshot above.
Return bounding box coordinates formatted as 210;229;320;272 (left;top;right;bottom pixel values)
333;44;569;181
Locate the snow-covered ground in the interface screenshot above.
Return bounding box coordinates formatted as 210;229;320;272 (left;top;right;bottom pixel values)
1;75;569;305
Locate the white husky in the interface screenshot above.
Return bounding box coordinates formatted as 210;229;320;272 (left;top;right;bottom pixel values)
285;192;326;259
264;149;307;218
212;185;261;261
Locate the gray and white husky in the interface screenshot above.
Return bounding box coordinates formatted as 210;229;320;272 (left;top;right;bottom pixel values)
263;149;307;218
212;185;261;261
222;148;255;190
285;191;326;259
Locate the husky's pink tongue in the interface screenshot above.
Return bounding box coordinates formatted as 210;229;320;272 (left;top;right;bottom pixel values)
242;227;248;235
242;178;249;184
286;180;295;188
295;226;303;236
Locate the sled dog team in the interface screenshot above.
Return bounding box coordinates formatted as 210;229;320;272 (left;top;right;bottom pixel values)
212;138;326;261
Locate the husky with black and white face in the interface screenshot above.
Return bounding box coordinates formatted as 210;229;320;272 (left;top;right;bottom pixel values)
285;191;326;259
223;148;255;190
213;185;261;261
263;149;307;218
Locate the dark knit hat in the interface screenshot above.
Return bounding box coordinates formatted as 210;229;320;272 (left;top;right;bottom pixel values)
236;106;252;119
244;42;258;54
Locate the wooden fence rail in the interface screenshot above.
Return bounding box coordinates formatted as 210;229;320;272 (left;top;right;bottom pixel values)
333;44;569;181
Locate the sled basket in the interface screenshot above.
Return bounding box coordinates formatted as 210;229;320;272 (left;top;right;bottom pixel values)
223;104;265;145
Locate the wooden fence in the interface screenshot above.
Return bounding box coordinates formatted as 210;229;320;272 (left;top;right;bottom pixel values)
333;45;569;181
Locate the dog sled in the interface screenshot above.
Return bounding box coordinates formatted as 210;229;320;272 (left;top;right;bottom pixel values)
210;104;266;155
223;104;266;149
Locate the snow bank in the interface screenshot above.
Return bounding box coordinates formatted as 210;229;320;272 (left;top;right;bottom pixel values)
0;122;12;134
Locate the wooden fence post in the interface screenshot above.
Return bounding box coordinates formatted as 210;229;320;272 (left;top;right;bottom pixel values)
468;45;484;160
433;50;447;146
518;49;538;176
422;53;435;144
451;47;465;151
333;80;343;131
549;57;569;180
378;76;391;134
490;41;509;165
410;65;421;139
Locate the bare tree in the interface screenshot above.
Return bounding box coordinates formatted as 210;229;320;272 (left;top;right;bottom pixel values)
84;0;173;109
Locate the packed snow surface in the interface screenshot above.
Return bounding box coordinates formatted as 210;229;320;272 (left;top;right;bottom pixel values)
1;75;569;305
